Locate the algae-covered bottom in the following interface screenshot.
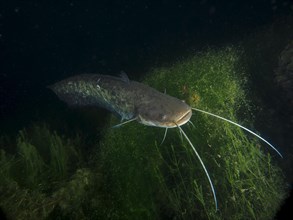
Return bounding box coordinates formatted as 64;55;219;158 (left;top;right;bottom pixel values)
0;47;285;220
98;47;285;219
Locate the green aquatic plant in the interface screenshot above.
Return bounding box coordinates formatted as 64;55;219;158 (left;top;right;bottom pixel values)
0;167;97;220
98;47;285;219
16;130;47;187
49;168;100;219
15;124;82;187
0;123;86;219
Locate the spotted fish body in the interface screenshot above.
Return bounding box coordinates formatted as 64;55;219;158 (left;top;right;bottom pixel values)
49;74;192;127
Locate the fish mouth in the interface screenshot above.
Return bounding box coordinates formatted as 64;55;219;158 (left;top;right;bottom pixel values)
138;109;192;128
175;109;192;126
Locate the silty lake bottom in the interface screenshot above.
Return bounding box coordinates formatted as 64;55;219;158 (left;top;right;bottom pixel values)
0;2;293;220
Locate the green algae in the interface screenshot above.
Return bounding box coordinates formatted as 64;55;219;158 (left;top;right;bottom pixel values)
98;47;285;219
0;124;89;219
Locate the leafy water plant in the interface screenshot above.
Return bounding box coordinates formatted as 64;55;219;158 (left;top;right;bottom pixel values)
0;123;85;219
98;47;285;219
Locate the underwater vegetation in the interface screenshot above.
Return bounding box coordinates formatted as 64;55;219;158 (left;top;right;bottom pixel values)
98;47;285;220
0;46;287;219
0;124;94;219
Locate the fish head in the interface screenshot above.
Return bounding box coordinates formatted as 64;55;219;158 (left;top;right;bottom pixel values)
137;94;192;128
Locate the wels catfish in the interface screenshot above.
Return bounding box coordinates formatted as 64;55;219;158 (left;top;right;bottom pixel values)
49;72;282;210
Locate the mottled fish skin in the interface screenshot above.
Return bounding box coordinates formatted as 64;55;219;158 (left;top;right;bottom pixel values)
49;74;192;127
49;74;136;120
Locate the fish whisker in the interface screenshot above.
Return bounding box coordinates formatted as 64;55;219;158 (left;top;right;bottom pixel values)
160;128;168;145
112;117;137;128
177;125;218;211
189;120;195;128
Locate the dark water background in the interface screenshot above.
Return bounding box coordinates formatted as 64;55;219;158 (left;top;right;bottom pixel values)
1;1;292;124
0;0;292;218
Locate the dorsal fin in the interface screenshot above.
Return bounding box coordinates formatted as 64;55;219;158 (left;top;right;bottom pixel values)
120;71;130;83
